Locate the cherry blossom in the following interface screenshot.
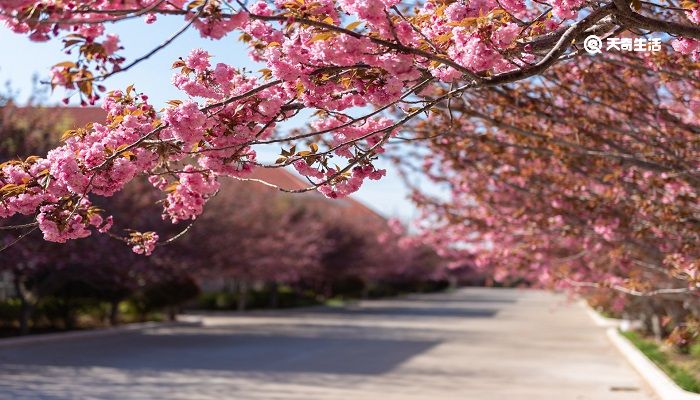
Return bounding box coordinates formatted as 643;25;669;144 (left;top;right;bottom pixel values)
0;0;698;256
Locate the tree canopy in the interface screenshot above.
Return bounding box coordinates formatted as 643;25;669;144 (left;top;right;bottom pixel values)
0;1;697;307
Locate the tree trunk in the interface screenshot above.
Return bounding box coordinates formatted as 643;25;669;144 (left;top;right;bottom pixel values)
663;301;686;334
62;301;76;331
139;309;148;323
651;313;663;341
323;282;333;300
109;299;120;326
18;298;32;336
639;300;664;340
14;276;32;336
224;278;234;293
268;282;279;309
361;283;370;300
448;276;458;290
237;281;248;311
167;306;178;321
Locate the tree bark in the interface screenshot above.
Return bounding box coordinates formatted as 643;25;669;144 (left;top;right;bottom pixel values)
361;283;370;300
109;299;120;326
13;276;32;336
651;313;663;341
167;306;178;321
237;281;248;311
18;298;32;336
61;301;76;331
268;282;279;309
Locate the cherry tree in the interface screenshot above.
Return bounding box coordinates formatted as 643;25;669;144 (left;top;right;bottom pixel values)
180;182;447;305
0;96;198;332
0;0;699;250
403;46;698;332
181;181;327;309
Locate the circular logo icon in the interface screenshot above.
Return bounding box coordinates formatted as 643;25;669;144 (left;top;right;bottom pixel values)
584;35;603;55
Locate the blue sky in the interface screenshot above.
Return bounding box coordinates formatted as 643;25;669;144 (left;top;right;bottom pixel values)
0;16;432;221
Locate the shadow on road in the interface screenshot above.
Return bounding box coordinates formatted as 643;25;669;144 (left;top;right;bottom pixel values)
0;289;655;400
0;329;440;375
0;298;506;376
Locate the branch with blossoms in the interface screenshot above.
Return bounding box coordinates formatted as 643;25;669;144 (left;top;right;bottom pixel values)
401;46;698;299
1;0;700;253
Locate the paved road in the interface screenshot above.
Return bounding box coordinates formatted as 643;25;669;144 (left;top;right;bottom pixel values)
0;288;655;400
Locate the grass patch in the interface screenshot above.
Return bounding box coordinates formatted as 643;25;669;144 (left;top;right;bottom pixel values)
621;330;700;393
324;297;348;307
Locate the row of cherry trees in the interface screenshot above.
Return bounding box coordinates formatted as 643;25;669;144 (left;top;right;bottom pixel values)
0;94;450;334
0;0;698;248
407;48;699;342
186;182;451;309
0;0;698;338
0;96;187;333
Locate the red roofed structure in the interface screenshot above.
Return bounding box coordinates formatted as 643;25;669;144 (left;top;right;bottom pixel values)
246;168;386;226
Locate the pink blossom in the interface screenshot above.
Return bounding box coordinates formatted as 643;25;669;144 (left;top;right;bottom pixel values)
672;38;700;54
194;12;249;39
49;67;69;87
688;7;700;24
549;0;584;19
186;49;211;73
293;159;324;179
131;232;159;256
47;147;89;194
36;203;102;243
163;102;208;146
492;23;520;49
163;166;220;222
78;24;104;40
102;34;120;55
444;3;468;21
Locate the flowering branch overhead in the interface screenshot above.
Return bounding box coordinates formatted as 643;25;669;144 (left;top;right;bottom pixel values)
0;0;698;256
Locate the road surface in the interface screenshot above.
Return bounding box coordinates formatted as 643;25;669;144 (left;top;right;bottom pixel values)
0;288;655;399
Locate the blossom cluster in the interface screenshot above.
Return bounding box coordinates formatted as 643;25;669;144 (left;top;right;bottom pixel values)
0;0;699;252
411;51;700;300
0;45;396;249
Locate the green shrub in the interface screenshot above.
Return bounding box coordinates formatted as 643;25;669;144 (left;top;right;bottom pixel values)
0;299;21;327
690;342;700;358
33;296;104;330
215;292;235;309
195;287;321;311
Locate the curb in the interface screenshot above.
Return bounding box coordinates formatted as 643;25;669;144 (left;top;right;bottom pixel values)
606;327;700;400
581;301;700;399
579;300;621;328
0;318;202;347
